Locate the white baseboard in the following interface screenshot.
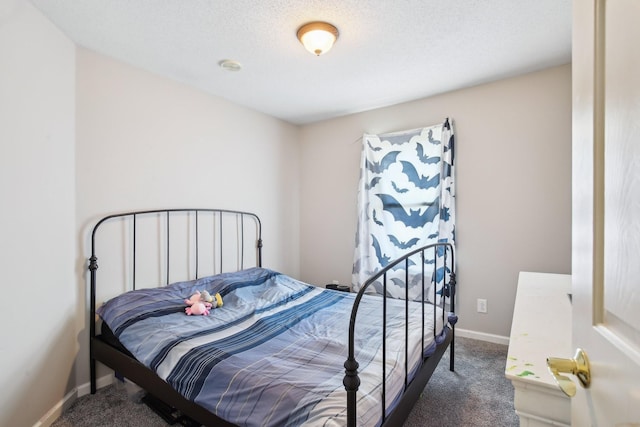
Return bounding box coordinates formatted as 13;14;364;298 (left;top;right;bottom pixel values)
34;374;113;427
33;389;77;427
455;327;510;346
76;374;113;397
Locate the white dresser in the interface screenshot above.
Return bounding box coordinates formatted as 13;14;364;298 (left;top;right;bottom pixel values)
505;272;572;426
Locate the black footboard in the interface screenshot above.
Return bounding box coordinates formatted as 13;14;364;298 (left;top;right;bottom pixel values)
344;242;456;427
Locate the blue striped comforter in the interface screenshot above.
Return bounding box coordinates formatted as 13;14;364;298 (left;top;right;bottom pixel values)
97;267;445;426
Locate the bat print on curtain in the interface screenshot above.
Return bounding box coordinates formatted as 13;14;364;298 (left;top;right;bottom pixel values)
351;118;455;302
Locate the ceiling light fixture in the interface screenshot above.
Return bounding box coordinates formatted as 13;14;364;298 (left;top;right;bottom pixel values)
296;22;339;56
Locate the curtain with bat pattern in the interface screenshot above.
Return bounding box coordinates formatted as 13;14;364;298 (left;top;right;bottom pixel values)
351;118;455;303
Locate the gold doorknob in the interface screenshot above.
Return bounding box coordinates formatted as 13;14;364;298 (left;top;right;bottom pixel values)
546;348;591;397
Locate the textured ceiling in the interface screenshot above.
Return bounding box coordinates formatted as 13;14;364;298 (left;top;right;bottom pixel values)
30;0;572;125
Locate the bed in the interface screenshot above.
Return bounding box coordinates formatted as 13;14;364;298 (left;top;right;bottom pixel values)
89;208;457;426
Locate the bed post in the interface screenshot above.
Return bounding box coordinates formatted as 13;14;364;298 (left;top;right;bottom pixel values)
344;289;365;427
343;357;360;427
89;254;98;394
449;271;457;372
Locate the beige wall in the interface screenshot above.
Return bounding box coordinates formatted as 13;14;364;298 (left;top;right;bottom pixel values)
0;1;76;426
74;48;301;388
299;64;572;338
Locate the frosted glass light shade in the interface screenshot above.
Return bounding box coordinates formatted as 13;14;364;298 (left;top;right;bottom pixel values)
297;22;339;56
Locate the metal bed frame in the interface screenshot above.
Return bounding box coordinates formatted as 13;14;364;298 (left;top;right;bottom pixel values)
88;208;456;426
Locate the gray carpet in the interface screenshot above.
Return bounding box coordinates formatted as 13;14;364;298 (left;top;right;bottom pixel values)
52;336;517;426
403;336;518;427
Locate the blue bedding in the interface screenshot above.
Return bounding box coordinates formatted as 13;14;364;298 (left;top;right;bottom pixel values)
97;267;446;426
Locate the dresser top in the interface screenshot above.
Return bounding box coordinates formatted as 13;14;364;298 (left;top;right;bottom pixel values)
505;271;572;390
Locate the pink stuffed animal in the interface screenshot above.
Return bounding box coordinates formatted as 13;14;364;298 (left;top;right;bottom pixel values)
184;290;212;316
185;301;211;316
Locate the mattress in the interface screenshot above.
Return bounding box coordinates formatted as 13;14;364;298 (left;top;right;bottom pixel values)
97;267;446;426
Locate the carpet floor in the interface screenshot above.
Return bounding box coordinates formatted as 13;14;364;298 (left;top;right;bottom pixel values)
52;336;517;426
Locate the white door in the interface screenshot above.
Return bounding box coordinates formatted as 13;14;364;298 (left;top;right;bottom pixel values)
572;0;640;425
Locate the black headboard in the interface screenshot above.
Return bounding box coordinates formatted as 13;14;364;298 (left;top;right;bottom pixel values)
88;208;262;341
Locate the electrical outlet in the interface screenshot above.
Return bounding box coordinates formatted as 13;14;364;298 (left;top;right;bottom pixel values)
477;298;488;313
